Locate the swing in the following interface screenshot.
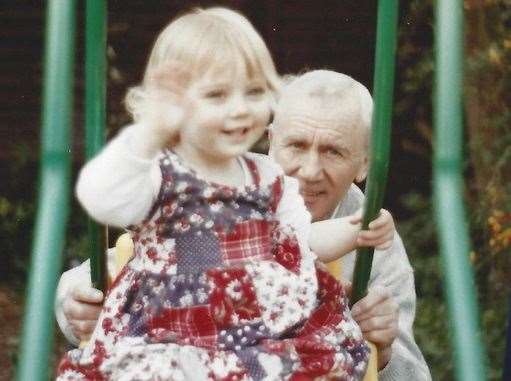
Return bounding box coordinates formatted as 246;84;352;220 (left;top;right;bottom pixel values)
15;1;387;379
16;1;487;380
94;1;398;378
433;1;487;379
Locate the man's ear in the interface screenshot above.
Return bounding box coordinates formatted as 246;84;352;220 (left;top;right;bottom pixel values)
355;155;369;183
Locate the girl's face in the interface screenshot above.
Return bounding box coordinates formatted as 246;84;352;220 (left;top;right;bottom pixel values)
176;63;272;165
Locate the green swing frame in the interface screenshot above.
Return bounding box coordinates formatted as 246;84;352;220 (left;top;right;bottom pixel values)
16;1;486;380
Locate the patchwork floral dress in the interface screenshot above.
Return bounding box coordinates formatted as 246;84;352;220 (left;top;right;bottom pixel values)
58;150;369;380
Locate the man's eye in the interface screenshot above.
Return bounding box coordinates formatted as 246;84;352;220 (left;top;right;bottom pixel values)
326;148;343;157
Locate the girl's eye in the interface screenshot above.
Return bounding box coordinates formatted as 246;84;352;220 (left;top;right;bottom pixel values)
205;89;226;99
289;142;305;150
247;86;265;96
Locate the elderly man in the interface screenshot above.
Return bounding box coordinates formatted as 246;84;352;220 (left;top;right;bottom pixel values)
269;70;430;379
56;70;431;380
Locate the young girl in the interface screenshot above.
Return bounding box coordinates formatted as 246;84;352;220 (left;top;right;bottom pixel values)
58;7;393;380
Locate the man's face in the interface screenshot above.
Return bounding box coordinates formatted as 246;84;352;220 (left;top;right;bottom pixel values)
270;98;368;221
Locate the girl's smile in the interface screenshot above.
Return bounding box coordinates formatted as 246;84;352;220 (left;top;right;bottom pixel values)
221;126;252;142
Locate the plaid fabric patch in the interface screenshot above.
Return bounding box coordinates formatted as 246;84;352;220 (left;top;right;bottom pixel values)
217;220;272;266
148;305;217;348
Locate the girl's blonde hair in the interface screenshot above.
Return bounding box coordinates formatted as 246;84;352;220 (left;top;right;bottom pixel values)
125;7;281;124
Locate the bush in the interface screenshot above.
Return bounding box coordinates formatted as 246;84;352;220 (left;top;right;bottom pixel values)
395;1;511;379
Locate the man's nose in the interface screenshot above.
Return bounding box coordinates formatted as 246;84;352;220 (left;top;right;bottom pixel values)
297;152;323;181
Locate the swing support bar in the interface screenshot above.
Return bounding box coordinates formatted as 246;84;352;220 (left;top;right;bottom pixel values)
85;0;108;291
16;1;76;379
351;0;398;304
433;1;487;379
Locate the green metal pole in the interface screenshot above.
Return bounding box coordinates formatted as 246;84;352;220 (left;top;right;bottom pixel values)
16;1;76;380
434;1;486;380
85;0;107;291
352;0;398;304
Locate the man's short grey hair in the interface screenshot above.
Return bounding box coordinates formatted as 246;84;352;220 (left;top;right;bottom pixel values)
275;70;373;136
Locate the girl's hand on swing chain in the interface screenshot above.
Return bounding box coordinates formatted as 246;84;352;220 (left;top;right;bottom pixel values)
352;208;395;250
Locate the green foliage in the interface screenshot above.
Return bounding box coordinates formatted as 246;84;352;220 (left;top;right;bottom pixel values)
0;143;91;287
398;193;454;380
396;1;511;379
399;190;509;380
0;144;37;286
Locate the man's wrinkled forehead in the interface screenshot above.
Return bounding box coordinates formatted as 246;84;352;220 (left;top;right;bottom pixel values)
276;111;349;142
274;96;365;139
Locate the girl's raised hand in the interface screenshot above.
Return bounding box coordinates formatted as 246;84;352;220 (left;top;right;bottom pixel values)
147;61;191;100
132;62;192;157
350;208;395;250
